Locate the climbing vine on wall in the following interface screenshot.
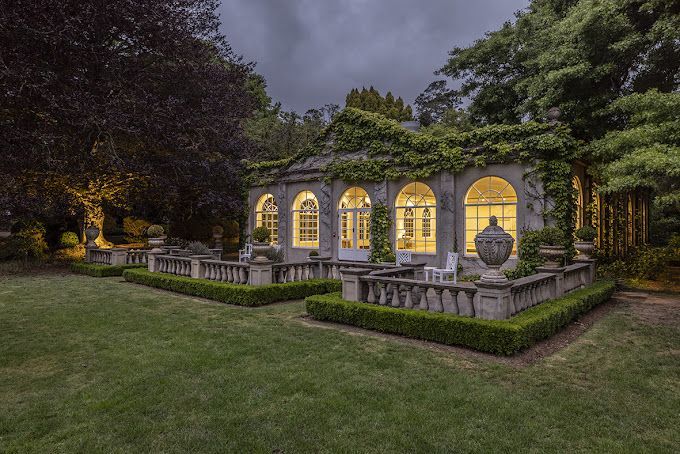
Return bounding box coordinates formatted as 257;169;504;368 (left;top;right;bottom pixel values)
367;202;393;263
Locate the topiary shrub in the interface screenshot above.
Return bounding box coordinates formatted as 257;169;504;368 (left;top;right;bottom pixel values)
146;224;165;237
71;262;146;277
309;250;319;257
539;227;566;246
59;231;80;248
575;226;597;241
252;226;270;243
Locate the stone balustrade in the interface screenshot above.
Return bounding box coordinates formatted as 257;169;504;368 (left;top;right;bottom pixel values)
126;249;148;264
563;262;591;293
202;260;250;284
272;262;317;283
89;249;113;265
155;255;192;277
509;273;556;317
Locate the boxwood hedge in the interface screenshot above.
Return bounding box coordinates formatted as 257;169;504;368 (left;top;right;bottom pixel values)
305;280;615;355
70;262;146;277
123;268;341;307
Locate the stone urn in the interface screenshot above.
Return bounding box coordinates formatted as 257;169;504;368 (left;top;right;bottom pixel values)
148;237;165;253
574;241;595;260
539;245;566;268
251;242;272;260
84;224;100;248
474;216;515;283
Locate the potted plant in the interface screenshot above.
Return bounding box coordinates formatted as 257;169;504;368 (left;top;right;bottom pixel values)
538;227;566;268
146;224;165;252
251;226;272;259
574;225;597;259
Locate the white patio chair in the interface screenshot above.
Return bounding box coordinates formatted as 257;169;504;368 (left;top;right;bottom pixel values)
432;252;459;284
396;250;412;266
239;243;252;262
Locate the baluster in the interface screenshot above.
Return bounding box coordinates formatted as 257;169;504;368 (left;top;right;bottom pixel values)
279;267;286;283
366;282;376;303
378;284;387;305
391;284;401;307
432;289;444;312
233;266;241;284
239;267;247;285
449;290;460;315
404;285;414;309
204;263;211;279
226;266;233;283
332;265;339;280
463;291;475;317
419;287;429;310
303;265;310;281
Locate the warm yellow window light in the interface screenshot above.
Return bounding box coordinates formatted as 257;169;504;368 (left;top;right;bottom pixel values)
573;176;583;229
465;176;517;255
338;187;372;251
395;182;437;253
255;193;278;244
292;190;319;248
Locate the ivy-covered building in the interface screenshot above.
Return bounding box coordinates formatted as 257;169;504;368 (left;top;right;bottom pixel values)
247;108;647;270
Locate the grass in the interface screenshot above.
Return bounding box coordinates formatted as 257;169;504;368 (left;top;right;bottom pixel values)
1;273;679;453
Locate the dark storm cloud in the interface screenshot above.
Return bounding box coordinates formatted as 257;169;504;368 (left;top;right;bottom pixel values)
218;0;529;113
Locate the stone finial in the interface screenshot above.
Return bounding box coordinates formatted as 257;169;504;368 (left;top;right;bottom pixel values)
547;107;561;123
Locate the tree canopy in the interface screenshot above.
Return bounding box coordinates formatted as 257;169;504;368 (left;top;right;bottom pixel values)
345;87;413;121
0;0;257;242
439;0;680;138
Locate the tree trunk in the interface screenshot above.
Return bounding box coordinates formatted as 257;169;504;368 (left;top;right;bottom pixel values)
82;199;113;247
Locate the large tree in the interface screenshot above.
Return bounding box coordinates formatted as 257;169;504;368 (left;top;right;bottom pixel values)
0;0;256;244
439;0;680;138
345;87;413;122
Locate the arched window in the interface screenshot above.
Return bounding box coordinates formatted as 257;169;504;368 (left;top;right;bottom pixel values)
292;190;319;248
255;194;278;244
396;182;436;253
573;176;583;229
465;176;517;255
338;186;371;209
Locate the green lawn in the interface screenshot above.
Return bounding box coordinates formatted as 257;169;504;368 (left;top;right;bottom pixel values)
1;274;678;453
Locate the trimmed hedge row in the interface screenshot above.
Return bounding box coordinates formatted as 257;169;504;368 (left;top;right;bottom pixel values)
305;280;615;355
70;262;146;277
123;268;341;307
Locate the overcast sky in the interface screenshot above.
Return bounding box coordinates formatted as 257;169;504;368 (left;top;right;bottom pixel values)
218;0;529;113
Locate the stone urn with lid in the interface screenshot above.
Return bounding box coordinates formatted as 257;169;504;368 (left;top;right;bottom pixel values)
474;216;515;284
84;224;100;248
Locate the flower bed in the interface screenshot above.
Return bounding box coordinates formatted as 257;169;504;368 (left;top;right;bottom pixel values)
123;268;340;306
305;280;615;355
70;262;146;277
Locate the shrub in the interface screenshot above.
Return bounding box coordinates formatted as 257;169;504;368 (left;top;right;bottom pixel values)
0;222;48;261
71;262;146;277
539;227;566;246
383;252;396;263
309;250;319;257
575;226;597;241
146;224;165;237
123;217;151;242
59;231;80;248
165;237;188;248
187;241;211;255
305;280;615;355
265;245;284;263
504;229;544;279
123;268;341;306
252;226;270;243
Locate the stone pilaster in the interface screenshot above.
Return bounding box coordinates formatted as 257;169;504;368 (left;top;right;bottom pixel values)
574;258;597;285
536;266;566;298
340;267;373;302
189;255;213;279
147;251;165;272
110;248;128;266
475;281;513;320
318;180;332;257
249;257;273;286
276;183;288;257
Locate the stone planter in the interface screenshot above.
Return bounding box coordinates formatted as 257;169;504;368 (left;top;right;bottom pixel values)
574;241;595;259
539;244;566;268
251;242;272;259
148;237;165;253
474;216;514;283
84;225;100;248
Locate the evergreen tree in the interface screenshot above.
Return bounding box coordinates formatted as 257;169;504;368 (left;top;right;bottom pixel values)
344;87;413;121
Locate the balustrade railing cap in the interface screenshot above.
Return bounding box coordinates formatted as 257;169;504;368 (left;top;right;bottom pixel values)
339;267;373;275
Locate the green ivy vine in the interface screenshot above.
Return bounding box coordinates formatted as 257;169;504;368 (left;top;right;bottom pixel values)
367;202;393;263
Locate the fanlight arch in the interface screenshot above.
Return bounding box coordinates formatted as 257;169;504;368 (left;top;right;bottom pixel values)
255;193;278;244
395;182;437;253
338;186;371;209
292;190;319;248
464;176;517;255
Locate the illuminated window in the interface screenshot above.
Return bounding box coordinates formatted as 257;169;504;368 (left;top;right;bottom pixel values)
255;194;278;244
338;187;372;252
292;191;318;248
395;182;436;253
465;176;517;255
573;176;583;229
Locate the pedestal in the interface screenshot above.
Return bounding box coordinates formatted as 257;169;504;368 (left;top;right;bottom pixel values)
110;248;128;266
147;250;166;272
189;255;214;279
475;280;513;320
536;266;566;298
574;258;597;285
249;257;273;286
339;268;373;302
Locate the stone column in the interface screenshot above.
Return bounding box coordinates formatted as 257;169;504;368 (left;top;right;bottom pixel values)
319;181;332;257
190;255;214;279
249;257;273;286
475;281;513;320
340;267;373;302
276;183;288;259
109;248;128;266
574;258;597;285
536;266;566;298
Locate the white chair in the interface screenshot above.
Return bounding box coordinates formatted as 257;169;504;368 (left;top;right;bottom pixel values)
239;243;252;262
396;250;412;266
432;252;459;283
